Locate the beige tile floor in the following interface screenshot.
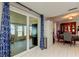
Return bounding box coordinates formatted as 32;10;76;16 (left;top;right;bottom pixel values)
15;42;79;57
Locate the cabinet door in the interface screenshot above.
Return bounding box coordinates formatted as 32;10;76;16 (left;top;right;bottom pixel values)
64;23;68;32
72;22;76;34
68;23;72;33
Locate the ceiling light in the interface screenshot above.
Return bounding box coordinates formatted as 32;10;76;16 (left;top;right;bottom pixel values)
68;16;73;19
62;12;79;19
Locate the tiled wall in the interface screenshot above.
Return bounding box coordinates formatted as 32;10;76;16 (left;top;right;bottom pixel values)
0;3;2;27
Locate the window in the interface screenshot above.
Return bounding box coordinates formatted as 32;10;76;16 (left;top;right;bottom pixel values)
24;26;27;36
30;26;32;36
17;25;23;37
11;24;15;35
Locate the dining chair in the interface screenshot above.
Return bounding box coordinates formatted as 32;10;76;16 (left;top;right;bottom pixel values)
63;32;72;46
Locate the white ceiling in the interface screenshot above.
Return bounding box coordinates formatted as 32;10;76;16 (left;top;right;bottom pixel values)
21;2;79;17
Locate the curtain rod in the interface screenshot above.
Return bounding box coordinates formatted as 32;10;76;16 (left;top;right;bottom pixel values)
16;2;41;16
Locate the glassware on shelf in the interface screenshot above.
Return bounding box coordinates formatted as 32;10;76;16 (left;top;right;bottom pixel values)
72;29;75;32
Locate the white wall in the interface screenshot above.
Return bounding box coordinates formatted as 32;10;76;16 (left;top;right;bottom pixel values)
53;22;57;39
44;20;53;48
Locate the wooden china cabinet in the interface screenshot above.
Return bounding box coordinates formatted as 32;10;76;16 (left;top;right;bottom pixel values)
60;22;76;34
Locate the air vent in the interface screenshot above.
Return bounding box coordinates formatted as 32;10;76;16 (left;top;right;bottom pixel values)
68;7;78;11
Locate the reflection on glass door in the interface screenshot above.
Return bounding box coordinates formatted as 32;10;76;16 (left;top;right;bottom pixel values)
29;17;38;49
24;26;27;36
17;25;23;37
10;11;27;56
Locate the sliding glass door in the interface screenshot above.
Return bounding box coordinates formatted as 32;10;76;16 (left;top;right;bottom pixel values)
10;8;39;56
10;11;27;56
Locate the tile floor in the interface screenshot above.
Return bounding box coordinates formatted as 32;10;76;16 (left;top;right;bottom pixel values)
15;42;79;57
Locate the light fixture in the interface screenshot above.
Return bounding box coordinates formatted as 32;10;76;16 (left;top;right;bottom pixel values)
68;16;73;19
62;12;79;20
68;7;78;11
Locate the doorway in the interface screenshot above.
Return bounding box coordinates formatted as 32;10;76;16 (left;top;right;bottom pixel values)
29;16;38;49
